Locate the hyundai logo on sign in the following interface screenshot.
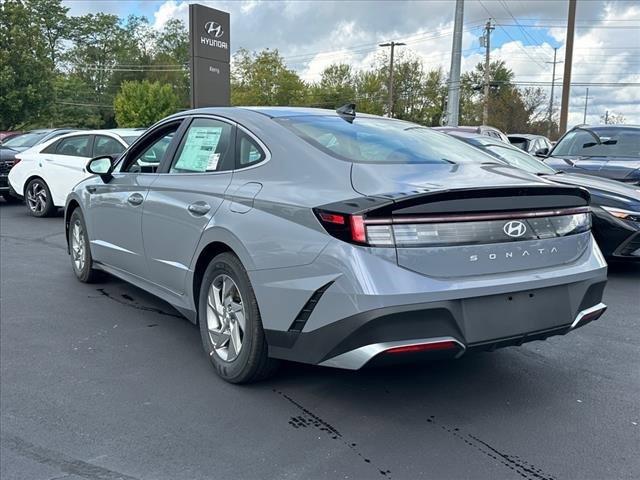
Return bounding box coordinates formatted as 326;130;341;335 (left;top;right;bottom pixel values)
204;21;224;38
201;20;228;50
503;220;527;238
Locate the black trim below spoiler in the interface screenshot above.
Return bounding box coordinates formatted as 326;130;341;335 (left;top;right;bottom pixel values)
318;185;591;218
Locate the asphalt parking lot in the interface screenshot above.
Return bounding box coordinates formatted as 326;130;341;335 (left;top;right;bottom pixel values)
1;201;639;480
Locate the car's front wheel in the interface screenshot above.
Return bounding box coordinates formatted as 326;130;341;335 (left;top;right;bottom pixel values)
198;252;278;383
69;209;100;283
25;178;54;217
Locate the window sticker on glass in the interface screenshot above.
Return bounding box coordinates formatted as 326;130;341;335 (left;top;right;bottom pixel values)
173;127;222;172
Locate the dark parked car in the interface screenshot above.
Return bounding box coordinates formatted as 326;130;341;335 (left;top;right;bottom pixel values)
445;131;640;260
434;125;510;143
1;129;77;202
508;133;553;155
542;125;640;185
0;131;23;143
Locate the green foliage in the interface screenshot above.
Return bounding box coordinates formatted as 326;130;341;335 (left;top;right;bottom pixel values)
114;80;180;127
231;48;307;106
308;64;356;109
0;0;55;129
1;0;548;133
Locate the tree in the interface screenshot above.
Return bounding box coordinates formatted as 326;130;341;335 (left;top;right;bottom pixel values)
29;0;70;66
231;48;307;106
309;64;356;108
601;111;625;124
114;80;180;127
148;19;190;107
354;70;385;115
0;0;54;129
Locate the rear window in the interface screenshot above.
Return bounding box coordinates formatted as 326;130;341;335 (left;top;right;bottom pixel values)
553;128;640;158
277;116;493;164
509;137;529;150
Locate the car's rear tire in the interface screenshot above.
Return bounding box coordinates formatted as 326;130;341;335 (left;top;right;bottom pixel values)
25;178;55;217
69;209;100;283
198;252;278;384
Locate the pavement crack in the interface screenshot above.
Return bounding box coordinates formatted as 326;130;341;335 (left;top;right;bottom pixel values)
2;434;140;480
274;389;392;478
428;416;556;480
93;288;182;319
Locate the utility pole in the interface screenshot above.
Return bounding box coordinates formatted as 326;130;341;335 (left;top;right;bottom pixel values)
482;19;494;125
605;110;609;124
583;88;590;124
545;47;562;138
446;0;464;126
379;41;405;117
559;0;577;134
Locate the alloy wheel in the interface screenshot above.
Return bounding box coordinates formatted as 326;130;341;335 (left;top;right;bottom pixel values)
206;274;246;362
26;182;47;213
70;220;86;272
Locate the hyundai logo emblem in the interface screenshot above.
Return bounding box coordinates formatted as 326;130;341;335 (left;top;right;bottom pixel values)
503;220;527;238
204;21;224;38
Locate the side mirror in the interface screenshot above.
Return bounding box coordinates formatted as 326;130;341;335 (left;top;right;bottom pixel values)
86;155;114;182
534;147;549;158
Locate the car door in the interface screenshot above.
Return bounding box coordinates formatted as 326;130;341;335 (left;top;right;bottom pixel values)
141;116;236;294
85;120;185;279
44;134;93;205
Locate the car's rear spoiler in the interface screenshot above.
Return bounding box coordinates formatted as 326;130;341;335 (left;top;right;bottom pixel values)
318;185;591;219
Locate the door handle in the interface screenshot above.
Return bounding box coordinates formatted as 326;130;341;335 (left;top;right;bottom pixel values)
127;193;144;206
44;158;54;162
187;202;211;216
86;185;97;194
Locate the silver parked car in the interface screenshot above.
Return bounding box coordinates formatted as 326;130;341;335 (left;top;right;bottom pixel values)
65;106;608;383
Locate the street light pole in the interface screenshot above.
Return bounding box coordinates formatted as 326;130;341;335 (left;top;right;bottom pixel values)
379;41;406;117
559;0;577;134
583;87;590;124
482;19;494;125
446;0;464;126
545;47;562;138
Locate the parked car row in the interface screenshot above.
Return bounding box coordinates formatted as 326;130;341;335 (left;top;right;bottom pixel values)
7;129;144;216
2;109;636;385
1;128;78;202
442;131;640;261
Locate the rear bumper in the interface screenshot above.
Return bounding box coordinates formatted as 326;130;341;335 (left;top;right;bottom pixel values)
266;276;607;369
260;232;608;369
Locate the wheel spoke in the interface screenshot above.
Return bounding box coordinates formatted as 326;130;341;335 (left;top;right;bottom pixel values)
209;330;230;349
230;321;242;354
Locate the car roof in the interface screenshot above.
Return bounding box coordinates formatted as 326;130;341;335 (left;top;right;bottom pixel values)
508;134;539;139
571;124;640;131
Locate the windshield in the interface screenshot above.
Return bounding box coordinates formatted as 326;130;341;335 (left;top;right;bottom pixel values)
3;132;48;148
553;128;640;158
483;144;556;175
277;116;497;164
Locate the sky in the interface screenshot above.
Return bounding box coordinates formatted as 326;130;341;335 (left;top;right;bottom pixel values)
62;0;640;128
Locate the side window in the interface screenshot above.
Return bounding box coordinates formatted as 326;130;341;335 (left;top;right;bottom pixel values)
94;136;125;157
122;123;181;173
42;140;60;154
55;135;91;157
170;118;234;173
236;130;266;168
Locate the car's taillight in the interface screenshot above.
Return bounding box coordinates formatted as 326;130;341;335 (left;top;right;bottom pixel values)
12;159;21;167
315;208;590;248
314;210;369;245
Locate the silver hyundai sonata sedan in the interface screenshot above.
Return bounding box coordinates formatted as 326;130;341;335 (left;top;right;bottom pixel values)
64;106;608;383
